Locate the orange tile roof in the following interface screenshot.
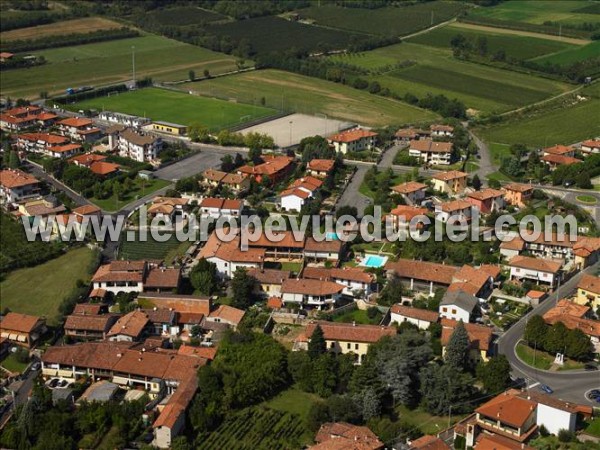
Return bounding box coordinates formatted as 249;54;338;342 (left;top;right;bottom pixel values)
303;266;375;284
500;237;525;251
238;155;294;177
395;127;429;138
543;144;573;155
198;231;265;263
69;153;107;166
432;170;468;182
390;305;439;323
107;310;149;338
410;434;450;450
544;298;589;319
282;279;344;296
153;375;197;429
430;124;454;133
441;319;492;351
200;197;242;210
476;390;536;429
48;143;81;154
392;181;427;194
137;293;211;315
385;259;459;285
573;237;600;258
0;169;39;188
18;132;69;145
73;303;106;314
526;290;546;299
89;161;120;176
145;267;180;289
64;314;116;332
509;255;562;274
410;139;453;153
578;274;600;294
202;168;226;182
314;422;383;450
1;312;44;334
467;188;505;201
222;172;248;185
306;321;395;344
248;230;305;249
328;128;377;143
58;117;93;128
476;433;534;450
177;345;217;360
541;154;581;165
280;187;311;199
72;204;101;216
388;205;428;221
504;183;533;193
246;268;291;285
543;302;600;338
308;159;335;172
438;200;472;213
208;305;245;326
304;237;343;253
267;297;283;309
582;139;600;149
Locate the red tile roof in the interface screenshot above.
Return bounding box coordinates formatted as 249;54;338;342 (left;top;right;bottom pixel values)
313;422;383;450
208;305;245;326
145;267;181;289
106;310;149;338
441;319;492;352
578;274;600;294
72;204;101;216
200;197;242;210
410;435;450;450
476;390;536;429
282;279;344;296
303;266;375;284
304;237;343;254
541;154;581;165
305;321;396;344
467;188;505;201
509;255;562;274
1;313;44;334
543;144;573;155
238;155;294;177
392;181;427;194
0;169;39;188
385;259;459;285
328;128;377;143
246;268;291;285
504;183;533;193
58;117;93;128
308;159;335;172
18;132;69;145
410;139;453;153
48;143;81;154
390;305;439;323
198;231;265;263
432;170;468;182
69;153;107;166
89;161;120;176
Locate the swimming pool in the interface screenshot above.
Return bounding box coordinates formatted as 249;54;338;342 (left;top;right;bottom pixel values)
359;255;388;268
326;232;339;240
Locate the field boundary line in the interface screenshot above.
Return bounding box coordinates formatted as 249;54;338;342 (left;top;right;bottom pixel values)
499;84;586;118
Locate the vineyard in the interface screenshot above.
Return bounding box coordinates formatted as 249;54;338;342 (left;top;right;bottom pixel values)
146;6;227;26
197;407;308;450
118;231;183;261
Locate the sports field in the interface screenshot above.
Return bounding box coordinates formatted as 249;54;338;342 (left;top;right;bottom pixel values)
0;34;241;99
0;247;95;325
330;43;571;114
407;22;578;60
182;69;438;127
0;17;124;41
71;87;278;131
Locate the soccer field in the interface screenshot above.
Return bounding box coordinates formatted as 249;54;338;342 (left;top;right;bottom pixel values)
0;34;242;99
71;87;278;131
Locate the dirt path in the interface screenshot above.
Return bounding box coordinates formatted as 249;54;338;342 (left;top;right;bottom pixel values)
452;22;590;46
499;84;586;117
402;18;457;40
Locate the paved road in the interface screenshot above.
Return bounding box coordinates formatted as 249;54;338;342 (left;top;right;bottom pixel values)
469;130;495;183
0;367;39;430
538;185;600;225
26;160;92;208
497;262;600;404
153;149;227;181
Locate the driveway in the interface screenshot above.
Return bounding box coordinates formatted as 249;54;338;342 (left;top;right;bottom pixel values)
497;262;600;404
153;149;225;181
469;130;495;182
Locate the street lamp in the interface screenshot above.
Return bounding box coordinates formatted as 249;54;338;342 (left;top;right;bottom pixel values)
289;120;293;147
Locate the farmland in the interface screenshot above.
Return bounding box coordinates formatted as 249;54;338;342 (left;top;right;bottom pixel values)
407;22;578;60
205;16;360;55
298;1;468;37
0;17;125;41
0;34;242;99
330;42;571;114
533;41;600;68
0;247;95;325
71;87;278;131
183;69;438;127
145;6;227;25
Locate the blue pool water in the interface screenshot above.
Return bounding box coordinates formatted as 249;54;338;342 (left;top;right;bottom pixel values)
326;232;339;240
360;255;388;268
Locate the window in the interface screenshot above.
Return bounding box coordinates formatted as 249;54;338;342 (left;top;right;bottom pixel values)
452;309;457;314
347;343;351;350
442;307;448;312
355;344;359;350
330;342;335;349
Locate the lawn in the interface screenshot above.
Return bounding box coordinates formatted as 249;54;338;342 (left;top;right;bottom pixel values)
577;195;597;204
359;171;404;198
486;171;513;183
333;308;382;325
0;247;95;325
585;417;600;438
71;87;276;131
264;386;323;421
0;17;124;41
330;43;570;114
1;353;29;374
489;143;512;166
395;405;467;435
533;41;600;70
298;1;468;37
183;69;437;127
118;230;189;261
0;34;241;99
90;177;170;212
516;341;553;370
408;22;577;60
145;6;227;25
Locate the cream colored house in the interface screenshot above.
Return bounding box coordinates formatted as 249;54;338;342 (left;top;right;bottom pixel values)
431;170;468;195
575;274;600;309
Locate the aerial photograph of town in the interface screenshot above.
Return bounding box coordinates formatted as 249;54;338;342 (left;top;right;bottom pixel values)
0;0;599;449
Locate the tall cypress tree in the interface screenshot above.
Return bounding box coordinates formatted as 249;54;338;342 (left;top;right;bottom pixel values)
308;325;327;360
445;321;470;370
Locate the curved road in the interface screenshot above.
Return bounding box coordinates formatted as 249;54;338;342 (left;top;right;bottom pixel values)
497;262;600;404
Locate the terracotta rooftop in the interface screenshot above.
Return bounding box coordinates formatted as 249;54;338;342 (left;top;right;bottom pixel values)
410;139;453;153
432;170;468;182
313;422;383;450
137;293;211;315
328;128;377;143
282;279;344;296
438;199;472;213
395;127;429;138
90;161;120;176
388;205;428;222
476;433;534;450
543;144;573;155
153;375;197;429
441;319;492;351
119;128;159;146
476;390;536;429
64;314;116;332
504;183;533;193
0;169;39;189
392;181;427;194
582;139;600;149
106;310;149;338
578;274;600;294
69;153;106;166
430;124;454;133
410;434;450;450
58;117;93;128
305;321;395;344
246;267;291;285
303;266;375;284
467;188;505;201
543;301;600;338
145;267;181;289
390;305;439;323
199;197;242;210
304;237;343;254
208;305;245;326
238;155;294;177
509;255;563;274
18;132;69;145
72;204;101;216
198;231;265;263
1;312;44;334
541;154;581;165
308;159;335;172
385;259;459;285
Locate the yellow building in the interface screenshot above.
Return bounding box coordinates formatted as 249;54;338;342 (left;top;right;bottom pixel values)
299;321;396;364
441;319;492;363
431;170;468;195
575;274;600;309
151;121;187;136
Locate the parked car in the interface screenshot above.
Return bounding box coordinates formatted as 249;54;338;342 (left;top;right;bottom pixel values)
48;378;59;388
590;389;600;396
31;362;40;371
540;384;554;394
584;364;598;371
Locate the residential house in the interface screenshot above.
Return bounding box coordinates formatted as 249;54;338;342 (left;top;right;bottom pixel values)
144;267;181;293
200;169;250;193
435;200;473;223
410;435;450;450
503;183;533;208
0;313;47;348
541;154;581;171
575;274;600;309
430;124;454;137
466;188;505;214
508;255;562;287
522;391;579;436
543;299;600;353
542;144;575;157
246;268;291;298
386;259;459;296
68;152;120;177
199;197;243;220
238;155;295;184
581;140;600;155
386;205;429;237
151;121;187;136
391;181;427;205
303;266;375;298
298;321;396;364
327;128;377;154
408;139;453;165
248;230;305;260
17;196;65;219
98;111;151;128
281;279;344;310
499;236;525;260
136;293;211;315
113;127;162;162
390;305;439;330
91;260;179;294
144;308;177;336
441;318;492;363
153;375;197;448
206;305;246;330
106;310;151;342
431;171;468;195
16;132;73;157
395;127;430;143
64;314;119;341
573;236;600;269
449;264;500;300
439;290;479;322
525;290;547;307
197;230;265;278
57;117;102;143
0;169;41;204
303;237;343;262
280;175;323;212
307;159;335;178
147;197;189;222
311;422;384;450
1;105;56;131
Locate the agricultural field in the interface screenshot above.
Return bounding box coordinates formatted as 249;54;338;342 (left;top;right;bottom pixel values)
145;6;227;25
183;69;438;127
533;40;600;68
407;22;578;60
71;87;278;131
298;1;468;37
205;16;360;55
197;406;310;450
0;17;125;41
0;34;242;99
476;84;600;148
330;43;571;114
0;247;95;325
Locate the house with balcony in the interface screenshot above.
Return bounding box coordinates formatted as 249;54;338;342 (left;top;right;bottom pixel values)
390;305;439;330
439;290;479;323
57;117;102;143
327;128;377;154
246;268;291;298
307;159;335;178
581;139;600;155
508;255;562;287
431;170;468;195
303;266;375;299
281;279;344;310
386;205;429;238
107;126;162;162
503;183;533;208
466;188;505;214
408;139;453;165
197;230;265;278
0;169;41;204
575;274;600;309
0;313;46;348
542;144;575;158
280;176;323;212
237;155;295;185
391;181;427;205
435;199;473;223
430;124;454;137
64;313;119;341
199;197;243;221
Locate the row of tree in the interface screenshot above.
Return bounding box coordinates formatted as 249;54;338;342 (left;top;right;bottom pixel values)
524;315;594;361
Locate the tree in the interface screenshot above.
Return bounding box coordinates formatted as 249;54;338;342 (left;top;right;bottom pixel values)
377;275;403;306
203;69;210;78
7;150;20;169
234;153;245;168
576;172;592;189
188;70;195;81
189;258;217;295
248;146;262;165
524;315;547;348
312;354;338;397
564;328;593;360
445;321;470;370
188;123;210;143
287;351;313;392
308;325;327;360
230;268;257;309
326;395;361;424
221;154;234;172
477;36;488;56
471;174;481;191
360;387;381;420
420;364;475;416
476;355;511;393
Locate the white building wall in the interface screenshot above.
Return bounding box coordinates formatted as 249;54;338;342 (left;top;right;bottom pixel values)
510;267;557;285
439;304;470;322
390;313;432;330
281;194;306;212
92;281;144;294
536;404;576;435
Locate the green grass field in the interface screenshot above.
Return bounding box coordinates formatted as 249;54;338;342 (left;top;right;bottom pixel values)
119;232;186;261
533;41;600;67
264;387;322;421
71;87;277;131
0;247;94;325
298;1;467;37
408;22;577;60
489;142;512;165
90;177;170;212
330;42;570;114
0;34;241;99
183;69;437;126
